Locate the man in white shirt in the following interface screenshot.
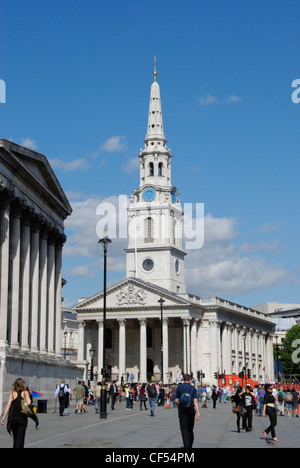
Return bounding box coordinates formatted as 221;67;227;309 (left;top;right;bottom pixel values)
55;380;69;416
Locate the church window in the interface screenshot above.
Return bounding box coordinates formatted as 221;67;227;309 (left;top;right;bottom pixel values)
158;162;163;176
142;258;154;272
144;217;153;243
149;162;154;176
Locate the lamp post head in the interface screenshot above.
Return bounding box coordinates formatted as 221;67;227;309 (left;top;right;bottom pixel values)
98;230;112;252
89;345;96;359
158;297;165;306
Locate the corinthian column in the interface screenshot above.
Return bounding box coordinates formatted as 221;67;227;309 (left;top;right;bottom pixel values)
0;192;11;343
47;233;56;354
30;217;40;352
118;319;126;383
139;319;147;383
10;201;22;349
20;210;32;351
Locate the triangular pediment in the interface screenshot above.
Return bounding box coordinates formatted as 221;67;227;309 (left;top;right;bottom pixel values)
74;277;192;312
0;139;72;218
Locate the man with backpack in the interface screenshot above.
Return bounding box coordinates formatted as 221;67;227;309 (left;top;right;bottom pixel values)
175;374;200;448
55;380;69;417
147;381;158;417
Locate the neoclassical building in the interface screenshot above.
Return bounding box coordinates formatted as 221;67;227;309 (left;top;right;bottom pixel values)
0;140;81;412
75;64;275;384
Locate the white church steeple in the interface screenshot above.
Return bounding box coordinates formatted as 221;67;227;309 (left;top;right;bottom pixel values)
126;59;186;294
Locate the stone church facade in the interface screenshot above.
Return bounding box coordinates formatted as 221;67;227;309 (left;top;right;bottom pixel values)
75;64;275;385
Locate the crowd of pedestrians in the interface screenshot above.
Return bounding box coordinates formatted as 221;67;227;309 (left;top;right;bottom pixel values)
2;374;300;448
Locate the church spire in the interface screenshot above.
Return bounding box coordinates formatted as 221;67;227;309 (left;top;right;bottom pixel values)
145;56;166;144
153;55;157;82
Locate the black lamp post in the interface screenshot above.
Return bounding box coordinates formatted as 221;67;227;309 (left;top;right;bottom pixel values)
158;297;165;405
89;345;96;382
63;330;68;359
98;231;112;419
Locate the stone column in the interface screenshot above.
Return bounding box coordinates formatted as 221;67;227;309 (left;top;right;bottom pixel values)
139;319;147;383
47;234;56;354
30;218;40;352
0;193;11;343
78;321;86;362
118;319;126;383
97;319;104;375
39;228;48;353
210;319;221;380
162;317;169;383
191;319;198;378
20;211;31;351
10;202;22;349
55;238;63;355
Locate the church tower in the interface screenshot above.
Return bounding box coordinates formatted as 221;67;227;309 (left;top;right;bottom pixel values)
126;58;186;294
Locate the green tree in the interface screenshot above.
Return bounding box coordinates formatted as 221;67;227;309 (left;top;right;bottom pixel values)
277;326;300;376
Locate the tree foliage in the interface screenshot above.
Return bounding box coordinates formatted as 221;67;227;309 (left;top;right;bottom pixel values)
276;326;300;375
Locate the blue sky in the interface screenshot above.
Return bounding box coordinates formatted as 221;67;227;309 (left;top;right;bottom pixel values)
1;0;300;308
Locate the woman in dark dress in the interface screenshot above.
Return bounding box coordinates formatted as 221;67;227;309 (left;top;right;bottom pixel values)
1;378;32;448
231;386;243;433
263;383;279;442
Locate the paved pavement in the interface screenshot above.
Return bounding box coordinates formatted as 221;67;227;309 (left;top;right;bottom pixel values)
1;398;300;449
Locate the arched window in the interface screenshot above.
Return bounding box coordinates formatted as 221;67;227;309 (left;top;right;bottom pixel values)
158;162;163;176
144;217;153;243
149;162;154;176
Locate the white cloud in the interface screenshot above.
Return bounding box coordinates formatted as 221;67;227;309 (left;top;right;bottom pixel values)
185;214;293;297
198;94;242;106
49;157;89;172
122;156;140;173
20;138;37;150
90;136;127;159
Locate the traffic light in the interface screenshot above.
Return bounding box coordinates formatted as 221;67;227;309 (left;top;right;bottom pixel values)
247;369;252;379
197;371;200;380
214;372;218;379
239;371;244;379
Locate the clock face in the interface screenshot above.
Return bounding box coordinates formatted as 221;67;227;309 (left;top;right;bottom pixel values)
142;187;156;202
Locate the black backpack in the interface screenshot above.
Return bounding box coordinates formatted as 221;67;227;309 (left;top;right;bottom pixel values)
148;385;157;398
59;385;65;399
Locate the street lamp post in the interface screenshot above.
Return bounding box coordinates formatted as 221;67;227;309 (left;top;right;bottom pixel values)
98;231;112;420
63;330;68;359
89;345;96;383
158;297;165;405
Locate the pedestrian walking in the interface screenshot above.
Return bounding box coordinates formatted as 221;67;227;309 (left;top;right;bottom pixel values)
175;374;200;449
241;386;256;432
73;380;85;414
263;383;279;443
1;378;38;448
108;380;118;410
231;386;243;433
276;388;285;416
257;384;265;416
139;383;148;410
212;387;218;409
147;381;158;416
55;380;69;416
94;382;102;414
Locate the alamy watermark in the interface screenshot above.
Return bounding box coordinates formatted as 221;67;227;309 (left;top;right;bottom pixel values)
291;79;300;104
0;79;6;103
95;195;205;250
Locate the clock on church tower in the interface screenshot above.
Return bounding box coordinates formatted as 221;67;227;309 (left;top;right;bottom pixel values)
126;59;186;294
